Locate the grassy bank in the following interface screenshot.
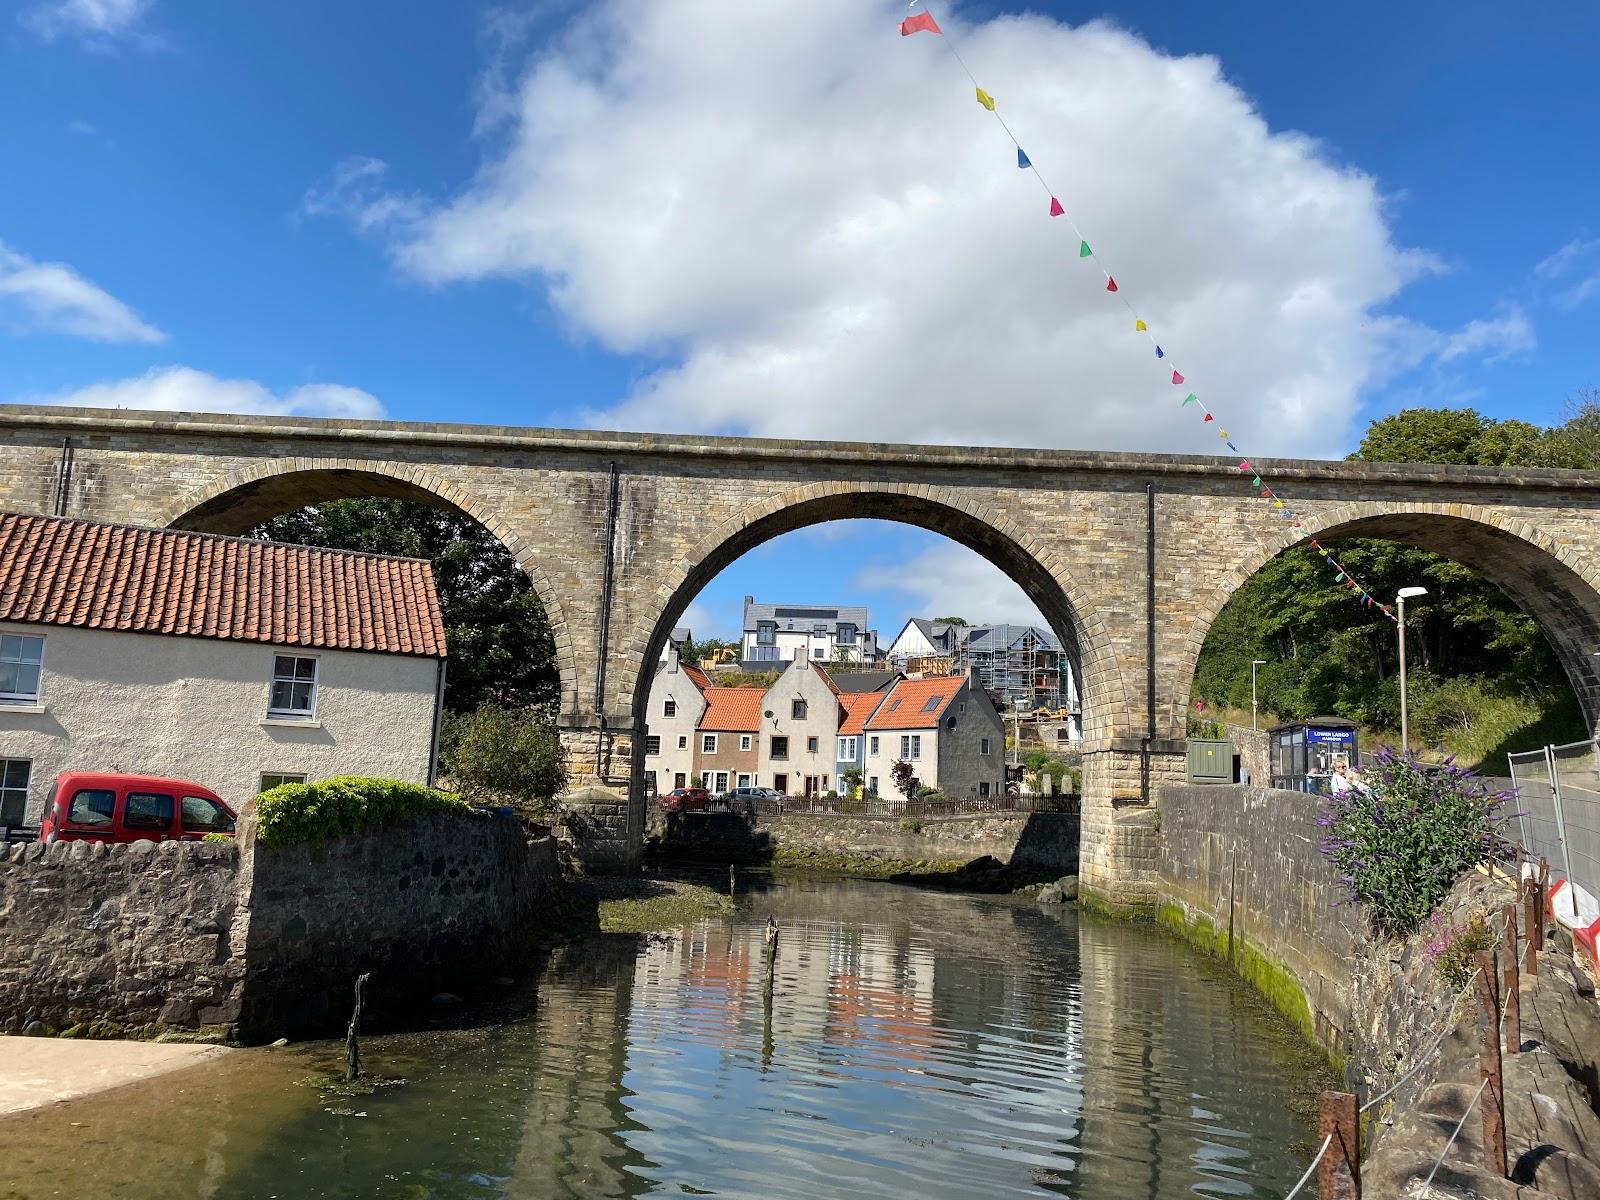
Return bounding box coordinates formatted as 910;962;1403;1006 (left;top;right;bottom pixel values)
569;877;736;934
770;846;970;879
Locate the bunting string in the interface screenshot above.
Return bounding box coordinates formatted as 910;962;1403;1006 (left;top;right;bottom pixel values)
899;8;1396;622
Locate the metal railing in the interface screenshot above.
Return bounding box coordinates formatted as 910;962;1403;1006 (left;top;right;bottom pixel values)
747;793;1080;818
1507;739;1600;904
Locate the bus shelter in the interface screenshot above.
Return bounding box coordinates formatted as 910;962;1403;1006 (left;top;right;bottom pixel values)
1268;717;1359;793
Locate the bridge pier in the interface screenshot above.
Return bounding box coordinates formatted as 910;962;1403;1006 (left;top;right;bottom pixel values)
1077;740;1186;912
555;724;642;874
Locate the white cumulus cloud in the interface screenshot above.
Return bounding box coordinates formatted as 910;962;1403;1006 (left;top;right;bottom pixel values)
855;541;1047;634
0;241;165;343
1536;235;1600;311
314;0;1522;457
29;366;384;420
21;0;152;43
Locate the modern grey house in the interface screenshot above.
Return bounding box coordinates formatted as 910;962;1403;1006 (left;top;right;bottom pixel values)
740;597;878;668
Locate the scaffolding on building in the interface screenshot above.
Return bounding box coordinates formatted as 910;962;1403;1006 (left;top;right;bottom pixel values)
960;625;1072;715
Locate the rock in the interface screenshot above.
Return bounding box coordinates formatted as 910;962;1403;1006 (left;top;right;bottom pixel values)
1056;876;1079;900
22;1020;47;1037
431;992;463;1007
1037;884;1064;905
269;1037;289;1048
962;855;1004;875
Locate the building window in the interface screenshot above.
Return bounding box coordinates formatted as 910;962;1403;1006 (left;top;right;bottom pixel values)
757;621;776;645
921;695;942;713
702;733;718;754
750;645;779;661
837;736;857;760
807;736;818;753
645;736;662;756
980;737;991;755
737;773;752;788
869;736;879;755
714;772;728;792
0;634;44;705
664;699;677;717
900;734;922;760
740;734;752;752
0;759;30;826
678;735;688;750
700;771;711;788
182;795;235;834
813;624;828;637
812;647;826;658
259;773;307;792
124;791;175;831
791;699;807;720
979;781;991;798
868;775;878;795
268;655;318;718
771;735;789;759
836;623;856;645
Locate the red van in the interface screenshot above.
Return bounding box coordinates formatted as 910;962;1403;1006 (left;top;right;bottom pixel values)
38;772;237;845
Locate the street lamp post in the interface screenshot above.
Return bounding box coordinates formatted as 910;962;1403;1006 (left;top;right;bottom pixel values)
1250;659;1268;731
1396;586;1429;754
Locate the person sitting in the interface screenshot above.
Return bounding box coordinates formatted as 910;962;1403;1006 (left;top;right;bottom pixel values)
1328;758;1369;796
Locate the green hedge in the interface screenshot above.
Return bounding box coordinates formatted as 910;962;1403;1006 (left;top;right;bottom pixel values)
253;775;474;847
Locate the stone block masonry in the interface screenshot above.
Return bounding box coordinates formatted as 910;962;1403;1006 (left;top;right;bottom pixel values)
9;405;1600;908
0;810;562;1043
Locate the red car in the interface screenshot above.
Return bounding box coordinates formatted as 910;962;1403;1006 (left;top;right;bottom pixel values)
659;786;712;813
39;771;237;845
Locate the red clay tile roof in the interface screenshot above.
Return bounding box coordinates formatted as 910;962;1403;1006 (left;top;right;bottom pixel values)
838;692;881;735
814;663;844;696
699;687;764;732
682;664;714;693
864;676;964;731
0;511;446;658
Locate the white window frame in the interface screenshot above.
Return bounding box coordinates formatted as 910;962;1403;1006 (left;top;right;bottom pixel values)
869;736;879;756
980;737;991;755
678;735;688;750
267;653;319;719
714;772;729;793
812;646;826;659
0;633;45;706
737;773;752;788
259;772;308;792
740;734;752;752
702;733;718;754
664;698;677;717
868;775;879;795
0;757;32;826
837;736;857;760
700;771;712;788
900;734;921;760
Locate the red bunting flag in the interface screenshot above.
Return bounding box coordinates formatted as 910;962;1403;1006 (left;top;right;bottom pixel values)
1049;197;1064;217
1203;413;1213;422
1171;370;1185;385
1105;276;1118;292
1309;539;1321;549
900;11;941;36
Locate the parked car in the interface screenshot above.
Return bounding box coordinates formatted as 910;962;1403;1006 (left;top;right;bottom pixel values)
726;786;782;814
38;771;237;845
659;786;712;813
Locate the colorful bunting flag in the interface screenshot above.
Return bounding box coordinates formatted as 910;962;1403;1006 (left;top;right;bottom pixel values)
1106;276;1118;292
1171;370;1185;385
975;86;996;111
1181;393;1197;406
1272;500;1284;508
1203;413;1213;422
1134;318;1145;330
1335;573;1345;583
1227;442;1238;452
1218;429;1228;439
1155;345;1164;359
1309;540;1320;549
1082;242;1094;259
1238;461;1251;472
900;10;941;35
1017;147;1030;169
1049;196;1064;217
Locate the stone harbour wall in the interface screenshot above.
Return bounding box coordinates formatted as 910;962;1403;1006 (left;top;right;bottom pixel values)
0;810;563;1043
0;838;244;1038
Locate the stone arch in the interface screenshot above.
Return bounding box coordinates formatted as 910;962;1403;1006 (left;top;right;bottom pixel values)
1176;499;1600;732
617;480;1127;743
159;458;581;714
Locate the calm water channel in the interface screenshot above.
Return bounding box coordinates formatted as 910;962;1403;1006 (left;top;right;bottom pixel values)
0;877;1332;1199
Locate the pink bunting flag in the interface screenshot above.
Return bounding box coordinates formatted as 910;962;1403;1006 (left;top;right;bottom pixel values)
1237;461;1251;472
1171;370;1185;385
1105;277;1118;292
900;11;941;35
1048;196;1064;218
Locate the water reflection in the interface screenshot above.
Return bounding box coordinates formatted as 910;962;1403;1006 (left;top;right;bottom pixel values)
0;878;1329;1199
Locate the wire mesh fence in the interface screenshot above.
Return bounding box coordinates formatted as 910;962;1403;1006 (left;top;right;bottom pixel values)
1508;739;1600;903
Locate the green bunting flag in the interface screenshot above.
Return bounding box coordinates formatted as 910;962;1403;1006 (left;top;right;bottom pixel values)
1079;241;1092;258
1180;393;1197;406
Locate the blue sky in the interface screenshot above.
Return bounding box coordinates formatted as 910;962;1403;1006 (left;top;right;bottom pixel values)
2;0;1596;642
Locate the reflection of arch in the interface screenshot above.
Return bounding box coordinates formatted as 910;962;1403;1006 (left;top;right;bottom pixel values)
160;458;580;712
1179;501;1600;730
619;481;1126;742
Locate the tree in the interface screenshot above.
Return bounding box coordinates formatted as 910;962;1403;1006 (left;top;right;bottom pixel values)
442;704;568;816
252;498;559;715
933;616;969;626
890;759;920;802
842;767;865;798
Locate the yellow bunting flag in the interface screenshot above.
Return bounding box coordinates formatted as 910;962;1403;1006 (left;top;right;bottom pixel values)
1135;319;1146;331
1272;499;1284;508
975;87;996;111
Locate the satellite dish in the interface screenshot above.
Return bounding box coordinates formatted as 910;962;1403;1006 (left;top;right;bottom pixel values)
763;710;774;718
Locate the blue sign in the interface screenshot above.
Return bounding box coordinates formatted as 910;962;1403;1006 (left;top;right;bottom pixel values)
1307;728;1354;745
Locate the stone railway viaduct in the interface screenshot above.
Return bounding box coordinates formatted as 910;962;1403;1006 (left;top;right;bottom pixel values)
4;404;1600;907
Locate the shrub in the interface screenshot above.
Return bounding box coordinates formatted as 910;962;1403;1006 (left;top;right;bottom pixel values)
441;703;568;817
1317;748;1515;935
898;817;923;834
254;776;473;847
891;760;920;802
841;767;864;798
1424;910;1499;989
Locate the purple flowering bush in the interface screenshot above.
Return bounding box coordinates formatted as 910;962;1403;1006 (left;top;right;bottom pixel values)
1317;748;1516;935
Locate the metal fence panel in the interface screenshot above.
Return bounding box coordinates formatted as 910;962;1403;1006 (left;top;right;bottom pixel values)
1508;747;1564;879
1548;739;1600;901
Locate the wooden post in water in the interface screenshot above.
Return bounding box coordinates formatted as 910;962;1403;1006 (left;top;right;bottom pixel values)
762;916;779;1001
1473;951;1508;1178
1500;904;1520;1055
729;863;737;897
1316;1090;1360;1200
345;972;370;1082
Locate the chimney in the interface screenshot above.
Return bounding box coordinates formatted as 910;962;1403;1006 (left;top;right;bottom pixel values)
666;643;679;673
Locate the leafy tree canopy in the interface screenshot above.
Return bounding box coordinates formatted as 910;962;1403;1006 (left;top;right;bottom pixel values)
252;498;559;715
933;616;969;626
